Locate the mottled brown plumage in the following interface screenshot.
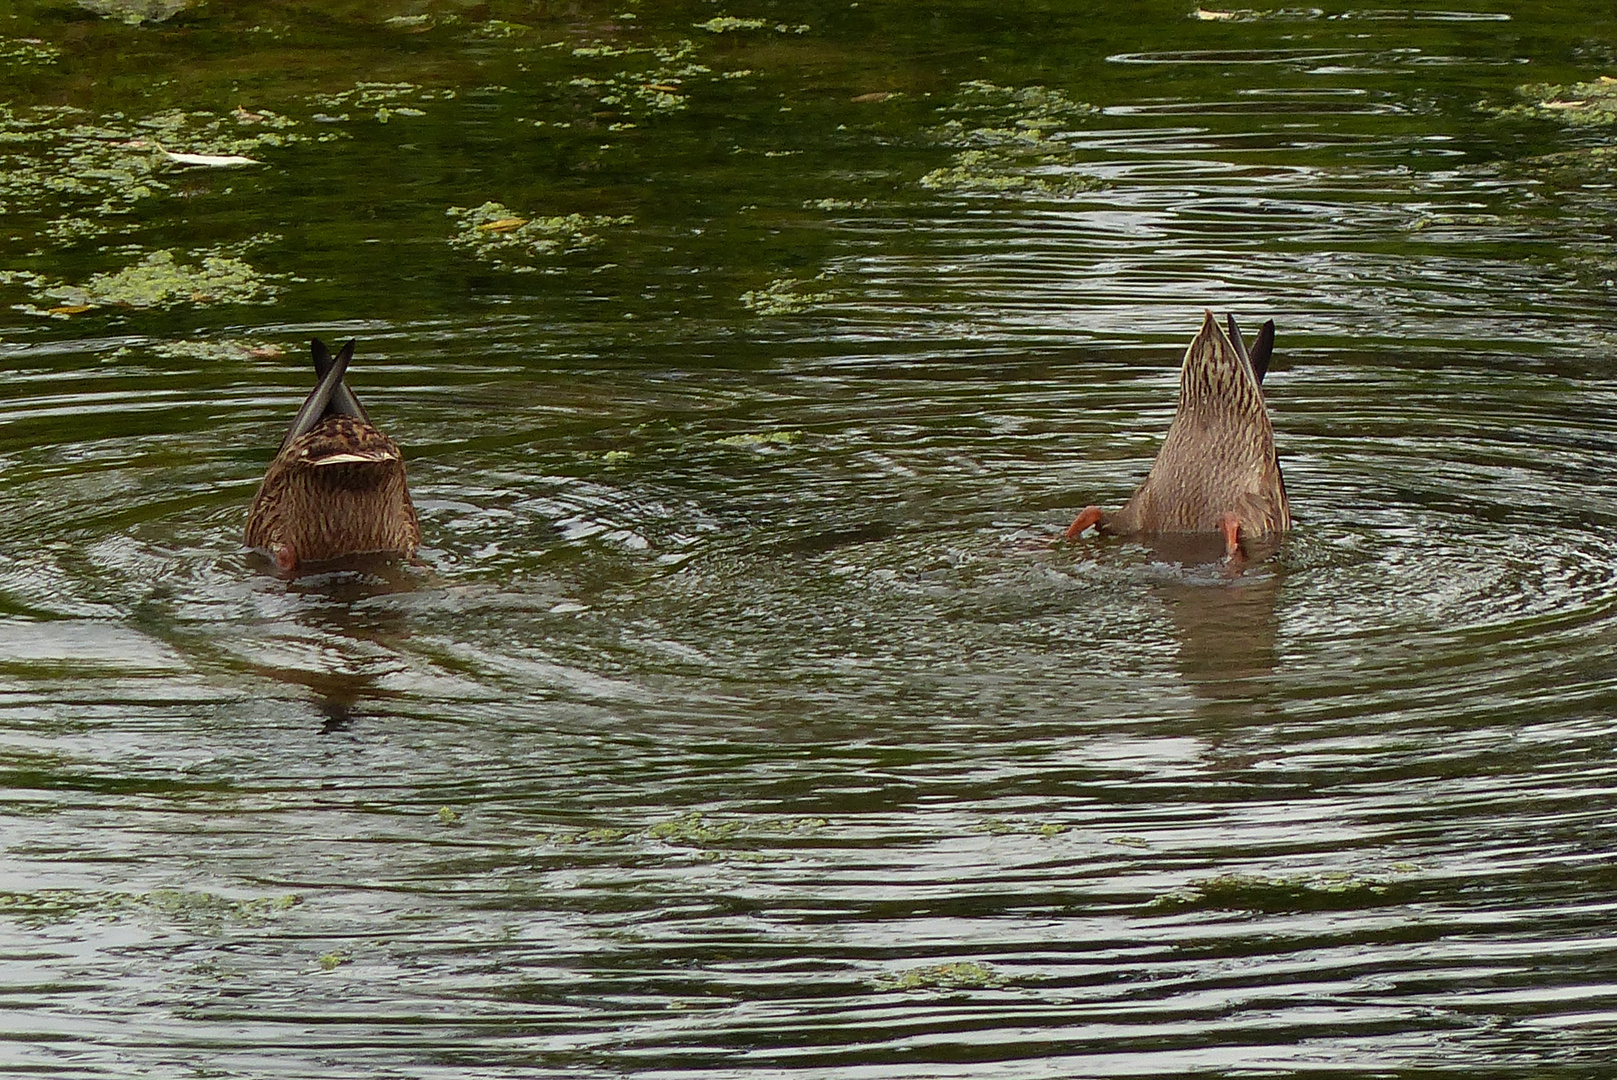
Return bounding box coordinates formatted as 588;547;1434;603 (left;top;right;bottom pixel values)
245;339;421;573
1067;311;1289;559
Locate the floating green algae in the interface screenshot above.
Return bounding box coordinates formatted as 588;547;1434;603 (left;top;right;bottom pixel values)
803;197;873;211
559;40;714;119
36;248;283;310
921;80;1101;197
446;201;633;271
309;82;455;125
877;961;1003;992
0;104;307;238
1485;76;1617;126
695;16;810;34
646;811;745;844
0;887;300;925
0;36;61;68
740;276;832;315
146;338;285;362
715;430;803;447
1526;145;1617;178
77;0;195;24
538;811;825;849
473;19;536;38
970;817;1068;838
1156;870;1414;913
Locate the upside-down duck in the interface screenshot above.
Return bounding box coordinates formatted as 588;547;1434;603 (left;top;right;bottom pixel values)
1066;311;1288;560
245;339;421;573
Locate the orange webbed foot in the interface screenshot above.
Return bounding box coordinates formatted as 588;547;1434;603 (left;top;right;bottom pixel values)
1066;506;1104;541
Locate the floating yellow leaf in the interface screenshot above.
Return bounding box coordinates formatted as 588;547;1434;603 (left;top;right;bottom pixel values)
47;304;94;315
477;217;529;232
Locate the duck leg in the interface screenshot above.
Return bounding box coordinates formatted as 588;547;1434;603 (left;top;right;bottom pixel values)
1066;505;1104;541
270;541;299;575
1218;512;1243;561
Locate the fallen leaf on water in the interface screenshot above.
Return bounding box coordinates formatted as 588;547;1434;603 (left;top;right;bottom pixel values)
477;217;528;232
47;304;95;315
158;145;263;167
1193;7;1239;19
851;91;895;103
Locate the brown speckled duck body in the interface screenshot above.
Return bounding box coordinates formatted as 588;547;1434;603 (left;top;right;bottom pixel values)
245;339;421;574
1067;311;1289;559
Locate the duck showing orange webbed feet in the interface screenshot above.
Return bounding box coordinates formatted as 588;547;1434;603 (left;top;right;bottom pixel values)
1066;311;1289;562
245;339;421;574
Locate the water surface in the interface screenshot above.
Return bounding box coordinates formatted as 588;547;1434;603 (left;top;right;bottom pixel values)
3;1;1617;1075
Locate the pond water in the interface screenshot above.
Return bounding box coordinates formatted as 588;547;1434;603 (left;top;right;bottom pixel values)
3;0;1617;1075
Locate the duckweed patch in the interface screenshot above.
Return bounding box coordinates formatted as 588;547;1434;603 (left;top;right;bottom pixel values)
147;338;285;362
537;812;826;849
447;201;633;271
0;104;306;238
35;248;283;310
715;430;803;448
877;961;1003;992
922;80;1101;198
1157;870;1414;913
695;17;811;34
970;817;1068;838
310;82;456;125
473;19;536;39
1527;146;1617;178
1486;76;1617;126
78;0;195;24
741;276;833;315
560;40;713;119
0;37;60;68
0;888;300;925
803;197;873;211
649;811;826;845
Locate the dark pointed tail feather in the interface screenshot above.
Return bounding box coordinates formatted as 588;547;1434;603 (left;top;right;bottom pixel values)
1249;319;1275;384
308;337;370;423
280;339;355;451
1226;314;1251;368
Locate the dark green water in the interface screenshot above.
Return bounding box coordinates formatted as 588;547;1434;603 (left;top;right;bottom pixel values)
4;0;1617;1075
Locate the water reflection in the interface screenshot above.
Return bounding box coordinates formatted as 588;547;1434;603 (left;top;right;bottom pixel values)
1155;557;1283;708
248;558;424;731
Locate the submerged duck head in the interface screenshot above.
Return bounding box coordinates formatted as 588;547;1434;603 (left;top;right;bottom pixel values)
245;339;421;574
1066;311;1289;560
